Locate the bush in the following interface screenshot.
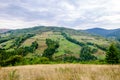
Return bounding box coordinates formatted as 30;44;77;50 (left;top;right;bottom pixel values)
22;57;50;65
80;46;97;61
63;56;78;63
1;55;23;66
32;57;50;64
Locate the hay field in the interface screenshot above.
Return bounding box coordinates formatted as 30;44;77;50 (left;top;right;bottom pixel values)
0;64;120;80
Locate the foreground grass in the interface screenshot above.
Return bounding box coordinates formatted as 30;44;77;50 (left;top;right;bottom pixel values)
0;64;120;80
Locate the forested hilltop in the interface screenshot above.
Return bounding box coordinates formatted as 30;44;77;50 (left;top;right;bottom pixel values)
0;26;120;66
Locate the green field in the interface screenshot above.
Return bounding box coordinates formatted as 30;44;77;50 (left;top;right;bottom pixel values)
0;30;111;59
0;26;119;66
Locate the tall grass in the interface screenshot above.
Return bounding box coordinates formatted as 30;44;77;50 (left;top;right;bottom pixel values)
0;64;120;80
9;69;19;80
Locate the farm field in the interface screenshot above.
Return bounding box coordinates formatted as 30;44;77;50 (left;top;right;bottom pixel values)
0;64;120;80
20;31;81;56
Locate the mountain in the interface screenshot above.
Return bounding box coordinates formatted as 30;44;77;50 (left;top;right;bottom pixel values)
1;26;120;66
0;26;111;60
85;28;111;36
0;29;10;33
107;29;120;39
85;28;120;40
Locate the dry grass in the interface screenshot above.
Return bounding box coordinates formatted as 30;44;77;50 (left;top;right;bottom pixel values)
0;64;120;80
21;38;35;47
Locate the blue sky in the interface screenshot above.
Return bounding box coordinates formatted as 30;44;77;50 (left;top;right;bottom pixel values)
0;0;120;29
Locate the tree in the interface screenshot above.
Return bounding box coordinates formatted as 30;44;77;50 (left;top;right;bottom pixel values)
42;39;59;60
80;46;97;61
106;44;119;64
61;32;85;46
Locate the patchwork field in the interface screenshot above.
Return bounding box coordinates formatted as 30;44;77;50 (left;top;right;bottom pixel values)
0;64;120;80
0;31;111;59
20;31;81;57
48;32;81;57
71;35;110;46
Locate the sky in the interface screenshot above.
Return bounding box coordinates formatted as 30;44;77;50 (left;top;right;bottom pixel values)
0;0;120;29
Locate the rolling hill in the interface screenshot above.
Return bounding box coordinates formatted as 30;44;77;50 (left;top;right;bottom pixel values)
0;26;110;57
0;26;120;66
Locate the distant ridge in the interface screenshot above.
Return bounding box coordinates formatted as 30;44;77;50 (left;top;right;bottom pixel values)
85;28;120;39
1;26;120;40
0;29;10;33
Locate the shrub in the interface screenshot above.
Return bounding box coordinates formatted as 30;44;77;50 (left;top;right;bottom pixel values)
1;55;23;66
80;46;97;61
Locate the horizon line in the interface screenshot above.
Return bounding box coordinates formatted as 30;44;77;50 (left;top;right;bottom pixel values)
0;26;119;30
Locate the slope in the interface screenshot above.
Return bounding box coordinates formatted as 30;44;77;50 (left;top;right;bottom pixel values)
0;26;112;60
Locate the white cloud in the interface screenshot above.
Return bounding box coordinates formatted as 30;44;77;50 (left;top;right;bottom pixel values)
0;0;120;29
105;0;120;12
95;15;120;23
0;18;58;29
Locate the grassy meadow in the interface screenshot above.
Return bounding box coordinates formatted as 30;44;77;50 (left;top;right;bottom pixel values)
0;64;120;80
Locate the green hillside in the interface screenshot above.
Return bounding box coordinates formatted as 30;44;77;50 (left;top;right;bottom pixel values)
0;26;119;66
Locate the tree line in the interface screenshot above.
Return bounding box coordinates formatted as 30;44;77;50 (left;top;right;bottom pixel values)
13;34;35;48
0;41;38;66
61;32;85;46
0;36;120;66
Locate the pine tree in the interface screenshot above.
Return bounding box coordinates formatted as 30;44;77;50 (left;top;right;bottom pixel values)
106;44;119;64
